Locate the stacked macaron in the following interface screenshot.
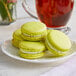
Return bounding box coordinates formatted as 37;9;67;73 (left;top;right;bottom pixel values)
21;22;47;41
12;22;47;59
12;21;72;59
12;29;24;48
19;41;45;59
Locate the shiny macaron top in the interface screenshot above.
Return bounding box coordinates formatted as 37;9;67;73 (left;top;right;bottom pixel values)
21;22;47;36
19;41;46;53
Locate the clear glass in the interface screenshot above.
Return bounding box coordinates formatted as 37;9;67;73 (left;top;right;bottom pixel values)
22;0;74;34
0;1;17;25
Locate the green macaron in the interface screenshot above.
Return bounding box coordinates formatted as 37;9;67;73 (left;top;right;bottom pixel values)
19;41;46;59
12;39;20;48
21;22;47;41
45;30;72;56
12;29;24;48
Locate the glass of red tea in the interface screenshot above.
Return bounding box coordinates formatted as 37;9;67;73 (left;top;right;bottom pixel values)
22;0;74;33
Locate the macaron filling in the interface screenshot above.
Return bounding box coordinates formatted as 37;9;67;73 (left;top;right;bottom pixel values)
20;48;43;54
46;38;68;54
22;33;42;37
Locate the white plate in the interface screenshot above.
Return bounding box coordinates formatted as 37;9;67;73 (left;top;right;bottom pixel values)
1;40;76;63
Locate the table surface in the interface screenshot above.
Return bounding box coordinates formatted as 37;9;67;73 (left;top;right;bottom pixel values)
0;1;76;76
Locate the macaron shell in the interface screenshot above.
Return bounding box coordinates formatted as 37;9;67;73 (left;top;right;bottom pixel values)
12;39;19;48
13;29;24;41
19;51;44;59
47;30;71;52
19;41;46;52
21;22;47;35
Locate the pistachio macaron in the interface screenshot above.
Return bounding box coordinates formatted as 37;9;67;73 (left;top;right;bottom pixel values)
45;30;72;56
21;22;47;41
19;41;45;59
12;29;24;48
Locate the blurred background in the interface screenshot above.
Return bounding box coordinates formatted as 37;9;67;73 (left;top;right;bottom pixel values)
16;0;76;19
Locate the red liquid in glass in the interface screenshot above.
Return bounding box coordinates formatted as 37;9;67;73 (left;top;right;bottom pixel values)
36;0;74;28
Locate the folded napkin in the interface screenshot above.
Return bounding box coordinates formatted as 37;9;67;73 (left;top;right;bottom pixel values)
40;55;76;76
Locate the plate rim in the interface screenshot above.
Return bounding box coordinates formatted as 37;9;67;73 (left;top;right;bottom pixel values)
1;39;76;63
